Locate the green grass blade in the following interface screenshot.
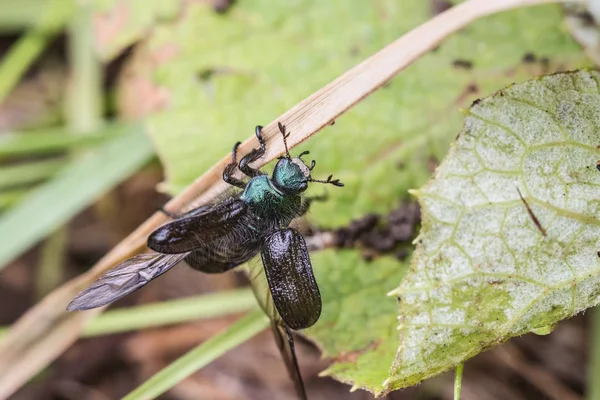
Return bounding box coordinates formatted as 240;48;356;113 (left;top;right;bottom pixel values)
123;310;268;400
0;289;259;339
0;124;154;270
0;189;26;210
67;0;101;133
82;289;258;337
0;0;74;102
0;123;124;158
0;0;48;32
0;158;65;189
35;226;68;298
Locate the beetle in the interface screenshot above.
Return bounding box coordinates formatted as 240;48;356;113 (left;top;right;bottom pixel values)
68;122;343;399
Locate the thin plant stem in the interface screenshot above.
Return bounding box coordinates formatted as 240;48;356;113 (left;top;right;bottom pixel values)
454;363;464;400
36;227;68;299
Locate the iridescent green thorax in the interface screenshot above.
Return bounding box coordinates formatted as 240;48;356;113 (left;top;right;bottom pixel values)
240;175;280;204
240;175;302;223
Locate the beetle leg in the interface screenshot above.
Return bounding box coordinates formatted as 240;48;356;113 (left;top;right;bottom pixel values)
239;125;267;177
223;141;246;188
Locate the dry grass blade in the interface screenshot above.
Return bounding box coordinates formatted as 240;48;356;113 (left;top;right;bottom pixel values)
0;0;583;397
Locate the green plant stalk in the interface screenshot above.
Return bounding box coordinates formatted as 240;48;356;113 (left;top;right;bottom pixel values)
0;190;26;211
123;310;269;400
0;0;74;103
0;124;125;158
0;0;48;32
0;159;65;189
588;307;600;400
0;289;258;339
454;363;463;400
82;289;258;336
67;1;101;133
36;227;67;298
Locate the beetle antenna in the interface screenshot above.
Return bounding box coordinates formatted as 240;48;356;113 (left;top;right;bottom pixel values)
307;174;344;187
278;122;292;159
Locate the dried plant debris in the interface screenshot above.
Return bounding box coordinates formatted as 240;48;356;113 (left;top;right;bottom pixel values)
333;201;420;261
452;59;474;70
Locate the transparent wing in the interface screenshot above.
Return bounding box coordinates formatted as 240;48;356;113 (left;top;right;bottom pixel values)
67;252;187;311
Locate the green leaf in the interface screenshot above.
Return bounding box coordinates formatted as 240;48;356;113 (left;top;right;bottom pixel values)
97;0;590;395
307;251;409;391
0;124;153;269
386;69;600;391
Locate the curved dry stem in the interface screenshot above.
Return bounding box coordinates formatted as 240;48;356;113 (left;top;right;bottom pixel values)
0;0;584;397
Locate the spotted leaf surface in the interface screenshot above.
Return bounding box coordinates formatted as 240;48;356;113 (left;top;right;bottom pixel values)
386;70;600;391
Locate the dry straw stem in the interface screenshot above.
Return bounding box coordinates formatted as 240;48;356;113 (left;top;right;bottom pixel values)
0;0;585;397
